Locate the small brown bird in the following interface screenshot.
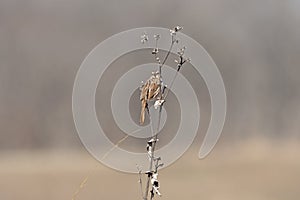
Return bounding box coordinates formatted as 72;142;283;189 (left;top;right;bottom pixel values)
140;71;161;124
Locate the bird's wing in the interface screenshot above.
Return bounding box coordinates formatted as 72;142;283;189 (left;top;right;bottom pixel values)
148;76;161;99
140;81;150;100
148;82;160;99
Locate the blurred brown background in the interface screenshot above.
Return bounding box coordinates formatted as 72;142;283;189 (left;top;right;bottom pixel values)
0;0;300;199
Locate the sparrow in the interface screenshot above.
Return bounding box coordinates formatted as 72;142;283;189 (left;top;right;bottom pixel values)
140;71;161;125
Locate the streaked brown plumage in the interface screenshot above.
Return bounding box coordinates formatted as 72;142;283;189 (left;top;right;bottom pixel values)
140;72;161;124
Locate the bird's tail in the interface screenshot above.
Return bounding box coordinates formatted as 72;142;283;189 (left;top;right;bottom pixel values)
140;100;147;125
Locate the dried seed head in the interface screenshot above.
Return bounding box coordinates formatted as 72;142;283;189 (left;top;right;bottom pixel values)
185;57;191;63
140;32;149;44
152;48;159;54
174;26;183;32
170;29;176;36
178;46;186;56
154;34;160;40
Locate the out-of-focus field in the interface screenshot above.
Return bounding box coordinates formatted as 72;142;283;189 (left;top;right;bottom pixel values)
0;139;299;200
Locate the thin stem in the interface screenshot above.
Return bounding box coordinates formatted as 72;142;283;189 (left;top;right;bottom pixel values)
143;33;177;200
137;165;144;199
161;35;175;66
158;35;175;101
163;69;179;100
72;128;143;200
